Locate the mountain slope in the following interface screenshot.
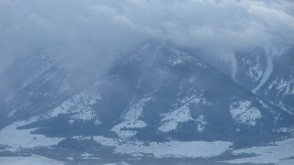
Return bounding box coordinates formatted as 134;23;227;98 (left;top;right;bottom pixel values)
0;43;293;164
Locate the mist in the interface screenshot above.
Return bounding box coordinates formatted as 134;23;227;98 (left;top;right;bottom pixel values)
0;0;294;100
1;1;294;164
1;0;294;72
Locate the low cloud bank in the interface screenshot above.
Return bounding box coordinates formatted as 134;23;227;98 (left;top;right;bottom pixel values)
0;0;293;72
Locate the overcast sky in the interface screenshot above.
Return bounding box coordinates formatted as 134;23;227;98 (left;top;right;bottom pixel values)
0;0;294;73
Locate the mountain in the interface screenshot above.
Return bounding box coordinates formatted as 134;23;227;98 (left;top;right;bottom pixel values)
0;43;293;164
257;47;294;113
217;45;294;114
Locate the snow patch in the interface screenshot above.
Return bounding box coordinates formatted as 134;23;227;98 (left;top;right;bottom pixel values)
159;105;192;132
195;115;207;132
45;90;101;123
0;155;64;165
113;140;232;158
159;95;208;132
0;122;64;152
224;138;294;164
253;53;273;93
112;97;152;138
269;78;294;95
81;152;100;160
230;100;262;126
103;163;130;165
92;136;119;147
247;59;263;83
275;127;294;134
78;136;232;159
168;50;194;66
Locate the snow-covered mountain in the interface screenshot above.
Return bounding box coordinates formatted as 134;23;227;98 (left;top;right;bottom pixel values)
257;47;294;113
0;43;294;165
215;45;294;114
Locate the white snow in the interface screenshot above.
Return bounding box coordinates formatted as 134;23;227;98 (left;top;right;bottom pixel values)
159;104;192;132
248;62;263;83
275;127;294;134
45;90;101;123
267;78;294;112
90;136;232;159
17;89;102;127
168;50;194;66
239;53;264;84
81;152;100;160
76;135;232;159
230;100;262;126
224;138;294;164
103;163;130;165
113;140;232;158
0;155;64;165
112;97;152;138
195;115;207;132
92;136;119;147
259;100;269;109
159;95;208;132
269;78;294;96
0;122;64;152
94;119;101;125
178;94;210;105
253;52;273;93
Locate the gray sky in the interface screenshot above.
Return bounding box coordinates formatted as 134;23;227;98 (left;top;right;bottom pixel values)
0;0;294;73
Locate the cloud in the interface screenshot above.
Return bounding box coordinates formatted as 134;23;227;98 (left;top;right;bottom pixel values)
0;0;293;73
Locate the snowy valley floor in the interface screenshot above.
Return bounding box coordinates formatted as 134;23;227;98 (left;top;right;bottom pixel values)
0;122;294;164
